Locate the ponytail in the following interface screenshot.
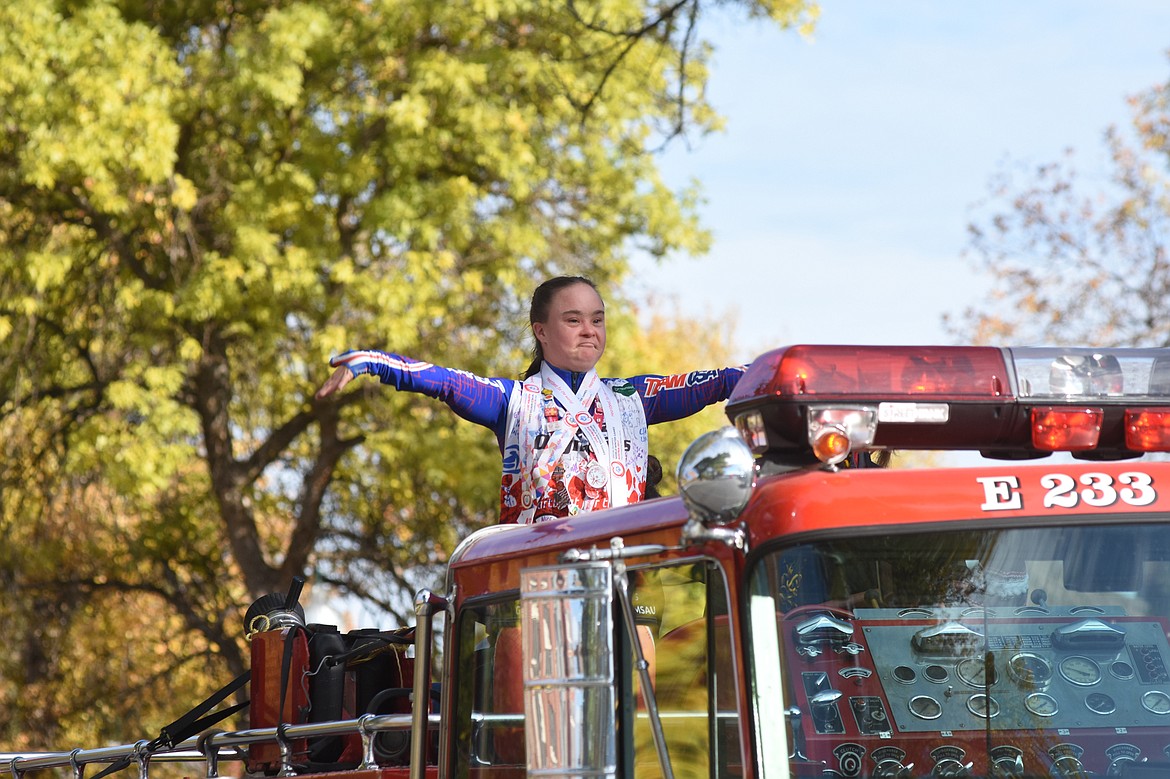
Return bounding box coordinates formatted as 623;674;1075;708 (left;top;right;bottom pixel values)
522;348;543;380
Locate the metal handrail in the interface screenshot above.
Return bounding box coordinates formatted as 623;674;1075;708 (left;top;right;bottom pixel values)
4;712;440;779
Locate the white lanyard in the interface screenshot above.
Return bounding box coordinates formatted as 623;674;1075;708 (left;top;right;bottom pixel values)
539;364;629;506
517;364;631;513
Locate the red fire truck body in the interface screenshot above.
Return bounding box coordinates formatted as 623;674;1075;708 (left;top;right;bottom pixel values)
10;344;1170;779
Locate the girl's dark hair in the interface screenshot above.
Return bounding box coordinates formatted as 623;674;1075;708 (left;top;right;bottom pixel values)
522;275;599;378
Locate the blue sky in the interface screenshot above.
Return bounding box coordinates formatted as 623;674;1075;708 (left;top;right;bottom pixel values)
627;1;1170;359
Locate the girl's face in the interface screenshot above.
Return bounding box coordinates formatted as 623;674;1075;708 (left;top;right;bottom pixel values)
532;283;606;373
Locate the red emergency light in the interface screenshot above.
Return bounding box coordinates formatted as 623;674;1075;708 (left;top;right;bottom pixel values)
1030;407;1103;451
728;345;1170;465
765;345;1007;398
1125;409;1170;452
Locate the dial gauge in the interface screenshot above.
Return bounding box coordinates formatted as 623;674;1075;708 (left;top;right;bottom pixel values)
1059;656;1101;687
924;664;949;683
1025;692;1059;717
957;656;998;688
1142;690;1170;715
908;695;942;720
967;693;1000;718
1008;652;1053;688
1085;692;1116;715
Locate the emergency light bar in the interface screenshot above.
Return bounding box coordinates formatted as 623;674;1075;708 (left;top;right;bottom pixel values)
727;345;1170;465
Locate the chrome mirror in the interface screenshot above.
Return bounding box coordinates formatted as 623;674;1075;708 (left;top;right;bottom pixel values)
677;426;757;526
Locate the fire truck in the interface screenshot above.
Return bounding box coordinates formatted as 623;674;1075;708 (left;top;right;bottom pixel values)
9;344;1170;778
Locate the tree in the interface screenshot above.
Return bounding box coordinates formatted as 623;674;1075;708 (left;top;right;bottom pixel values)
951;65;1170;347
0;0;812;746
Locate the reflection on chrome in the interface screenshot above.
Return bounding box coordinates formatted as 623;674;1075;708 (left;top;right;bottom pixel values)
677;427;756;526
520;563;616;777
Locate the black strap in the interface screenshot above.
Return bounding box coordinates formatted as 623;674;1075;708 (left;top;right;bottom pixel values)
92;580;306;778
278;626;301;735
160;669;252;747
91;670;251;779
276;576;307;739
169;699;250;742
324;627;416;669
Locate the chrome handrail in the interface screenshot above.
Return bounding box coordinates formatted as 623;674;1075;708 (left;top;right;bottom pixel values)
4;712;440;779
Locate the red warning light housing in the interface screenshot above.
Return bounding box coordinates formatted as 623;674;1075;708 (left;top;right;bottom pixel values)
761;345;1007;399
1031;407;1103;451
727;345;1170;462
1125;409;1170;452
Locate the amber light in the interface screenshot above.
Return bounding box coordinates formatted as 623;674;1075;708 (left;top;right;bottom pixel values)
811;426;852;465
1125;409;1170;451
1031;407;1103;451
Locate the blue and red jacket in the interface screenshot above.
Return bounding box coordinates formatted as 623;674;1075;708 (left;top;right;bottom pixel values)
330;350;744;450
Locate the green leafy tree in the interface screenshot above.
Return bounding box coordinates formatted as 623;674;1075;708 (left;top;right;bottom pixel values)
0;0;812;747
952;64;1170;347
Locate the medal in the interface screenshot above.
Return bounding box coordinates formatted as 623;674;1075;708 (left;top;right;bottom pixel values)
586;461;608;489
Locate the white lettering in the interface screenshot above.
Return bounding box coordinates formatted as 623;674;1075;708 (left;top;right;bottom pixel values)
1079;472;1118;507
1043;471;1157;509
1042;473;1078;508
1119;472;1157;506
977;476;1022;511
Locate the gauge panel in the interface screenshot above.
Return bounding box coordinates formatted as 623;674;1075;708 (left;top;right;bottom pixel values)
851;606;1170;733
784;605;1170;778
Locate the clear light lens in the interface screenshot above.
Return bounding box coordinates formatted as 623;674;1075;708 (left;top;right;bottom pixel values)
1031;407;1103;451
1150;357;1170;393
1011;347;1170;399
1048;354;1123;396
1125;409;1170;451
734;410;768;454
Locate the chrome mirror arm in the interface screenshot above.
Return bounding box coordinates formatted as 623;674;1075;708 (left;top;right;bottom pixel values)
681;518;747;550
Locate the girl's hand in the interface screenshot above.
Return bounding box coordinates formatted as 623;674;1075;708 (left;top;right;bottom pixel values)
315;365;354;399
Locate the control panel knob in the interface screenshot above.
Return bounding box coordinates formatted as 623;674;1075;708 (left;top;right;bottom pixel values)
1108;755;1142;776
933;758;972;776
874;759;914;778
809;689;843;734
992;753;1025;778
810;689;843;708
1051;755;1088;778
837;750;862;777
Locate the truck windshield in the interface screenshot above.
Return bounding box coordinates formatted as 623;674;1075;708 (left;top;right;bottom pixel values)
748;522;1170;778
